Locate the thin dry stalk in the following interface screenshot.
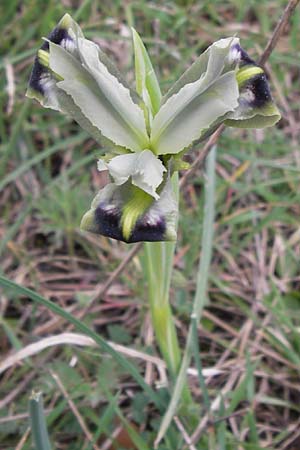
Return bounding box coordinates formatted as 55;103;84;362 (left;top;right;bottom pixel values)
174;416;197;450
50;370;101;450
73;242;142;322
0;332;221;383
15;427;30;450
98;424;123;450
258;0;300;65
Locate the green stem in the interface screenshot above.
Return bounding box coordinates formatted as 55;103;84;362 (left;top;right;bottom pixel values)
144;173;181;377
143;175;192;406
144;240;181;376
155;145;217;446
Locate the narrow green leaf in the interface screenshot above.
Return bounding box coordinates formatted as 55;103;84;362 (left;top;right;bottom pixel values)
97;378;151;450
216;398;227;450
132;27;162;117
0;133;86;192
0;100;31;179
246;412;259;444
29;392;52;450
191;317;211;411
85;393;119;450
0;203;32;257
119;416;151;450
143;174;180;373
144;240;181;376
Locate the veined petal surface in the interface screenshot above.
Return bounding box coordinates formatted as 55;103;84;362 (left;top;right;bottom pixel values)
26;13;149;151
151;38;239;155
49;40;149;151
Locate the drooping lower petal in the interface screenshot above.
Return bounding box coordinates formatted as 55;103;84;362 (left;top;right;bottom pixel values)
80;180;177;243
26;14;81;110
225;43;281;128
50;38;149;151
26;14;149;151
151;38;240;155
26;14;112;146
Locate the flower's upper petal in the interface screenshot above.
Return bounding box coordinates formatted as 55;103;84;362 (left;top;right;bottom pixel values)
225;43;281;128
80;179;177;243
97;150;166;199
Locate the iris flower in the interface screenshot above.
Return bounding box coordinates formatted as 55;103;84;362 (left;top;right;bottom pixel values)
27;14;280;243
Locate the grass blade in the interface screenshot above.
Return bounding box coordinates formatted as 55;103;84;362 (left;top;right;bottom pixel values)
0;132;87;192
191;317;211;411
0;275;163;410
29;391;52;450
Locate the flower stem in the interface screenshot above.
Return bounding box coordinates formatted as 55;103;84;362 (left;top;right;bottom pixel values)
144;240;181;377
155;146;217;446
143;175;192;404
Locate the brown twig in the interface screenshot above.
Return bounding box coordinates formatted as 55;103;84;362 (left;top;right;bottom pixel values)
50;370;101;450
258;0;300;66
15;427;30;450
179;125;225;189
173;416;197;450
75;241;142;321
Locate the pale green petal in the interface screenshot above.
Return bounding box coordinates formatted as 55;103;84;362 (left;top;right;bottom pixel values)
26;14;148;150
27;13;139;108
25;14;122;148
151;71;239;155
150;38;240;155
26;14;82;112
97;150;166;199
130;150;166;199
161;37;280;140
49;40;148;152
225;101;281;128
77;38;149;145
163;37;239;102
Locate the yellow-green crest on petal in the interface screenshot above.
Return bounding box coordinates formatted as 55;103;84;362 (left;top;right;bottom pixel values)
80;180;177;243
225;42;281;128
